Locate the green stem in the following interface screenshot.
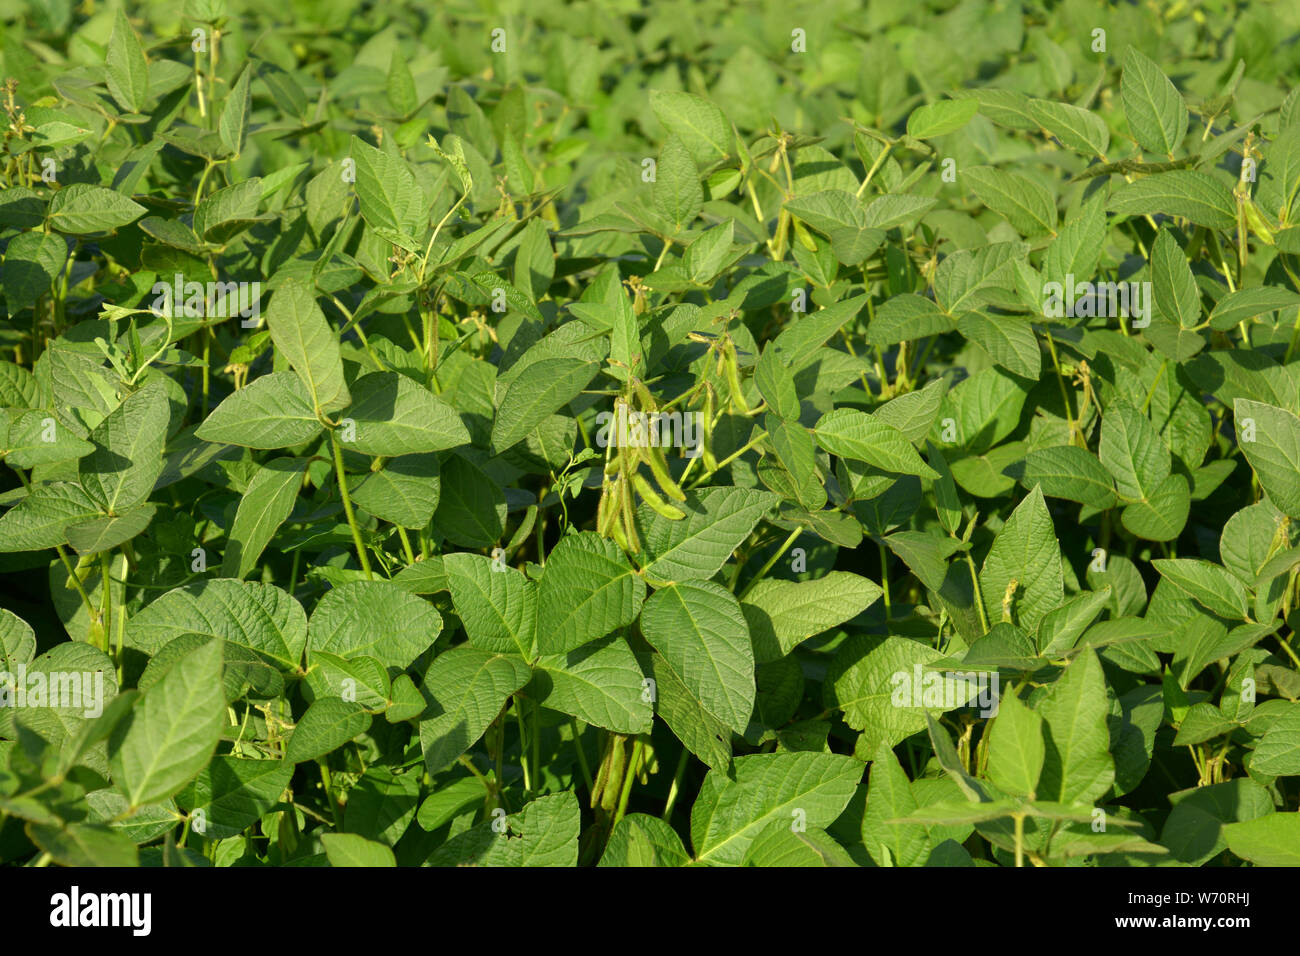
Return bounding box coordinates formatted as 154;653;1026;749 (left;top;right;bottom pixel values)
661;748;689;822
330;432;373;579
738;526;802;600
612;737;644;827
569;719;594;792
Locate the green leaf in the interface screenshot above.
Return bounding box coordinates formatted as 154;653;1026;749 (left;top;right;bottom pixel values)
267;278;351;415
125;579;307;671
66;503;156;555
196;372;324;449
1108;171;1236;231
221;458;308;578
862;742;929;867
350;135;423;244
536;531;645;655
220;66;252;157
1151;558;1250;620
28;822;138;867
654;136;703;229
48;183;146;234
600;814;690;867
444;552;537;657
344;371;469;455
490;357;599;454
77;381;169;516
906;99;978;140
638;486;778;582
1150;229;1200;328
322;832;397;867
1208;286;1300;332
639;581;754;735
109;639;226;807
742;572;882;663
1234;398;1300;517
957;311;1040;378
434;453;506;547
1027;99;1109;156
649;90;731;165
1013;446;1117;509
1223;813;1300;866
349;453;440;528
285;698;371;763
532;637;652;735
1100;398;1170;501
742;823;857;867
176;756;293;840
0;482;102;552
309;580;442;669
814;408;939;478
985;691;1045;796
1121;47;1188;156
1035;649;1115;805
690;752;861;866
1247;703;1300;775
105;8;148;114
963;166;1057;236
979;486;1064;633
419;647;532;772
1;231;68;312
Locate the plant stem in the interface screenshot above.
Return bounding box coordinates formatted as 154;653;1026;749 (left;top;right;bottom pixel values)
738;526;802;600
661;748;689;821
330;432;372;579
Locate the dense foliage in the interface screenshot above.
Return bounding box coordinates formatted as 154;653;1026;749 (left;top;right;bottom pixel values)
1;0;1299;867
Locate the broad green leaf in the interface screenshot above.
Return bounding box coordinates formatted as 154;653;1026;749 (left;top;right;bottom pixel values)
350;135;423;243
48;184;146;234
125;579;307;671
638;486;778;581
536;531;645;655
1151;558;1250;620
196;372;323;449
434;453;506;547
1100;398;1170;501
490;357;599;454
309;581;442;669
66;503;156;555
814;408;939;478
964;166;1057;236
105;9;148;113
220;66;252;156
419;647;532;772
1150;228;1200;328
906;99;978;139
649;90;731;164
1013;446;1117;509
690;752;861;866
109;639;226;807
444;552;537;657
1027;99;1109;156
322;832;396;867
285;698;371;763
1035;649;1114;805
28;822;138;867
741;572;882;663
78;381;169;515
600;813;690;867
742;823;856;867
862;742;929;867
979;487;1064;633
1234;399;1300;517
221;458;307;578
1248;703;1300;775
1121;47;1188;156
639;580;754;735
985;691;1045;796
0;482;102;552
349;453;439;528
344;372;469;455
532;637;652;735
267;278;351;415
1107;171;1236;231
1223;813;1300;866
176;756;293;839
957;311;1040;378
654;136;702;229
